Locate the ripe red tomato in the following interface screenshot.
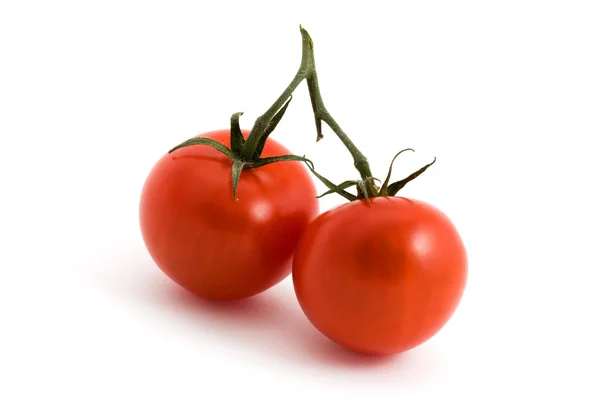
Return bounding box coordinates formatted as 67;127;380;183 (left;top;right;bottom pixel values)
140;129;319;300
292;196;467;355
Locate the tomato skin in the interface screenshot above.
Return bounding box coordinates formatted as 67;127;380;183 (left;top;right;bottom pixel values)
140;129;319;301
292;197;467;355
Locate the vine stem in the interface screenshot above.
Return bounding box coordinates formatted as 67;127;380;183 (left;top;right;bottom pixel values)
241;26;377;197
240;29;314;161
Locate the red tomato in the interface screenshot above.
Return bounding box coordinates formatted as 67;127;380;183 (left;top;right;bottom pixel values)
292;196;467;355
140;129;319;300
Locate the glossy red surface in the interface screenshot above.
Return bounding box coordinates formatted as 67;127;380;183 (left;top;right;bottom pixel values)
293;196;467;355
140;129;319;300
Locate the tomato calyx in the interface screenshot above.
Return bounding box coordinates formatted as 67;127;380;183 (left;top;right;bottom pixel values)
310;172;381;202
378;149;437;197
168;95;312;200
167;26;323;201
306;150;436;202
167;117;313;202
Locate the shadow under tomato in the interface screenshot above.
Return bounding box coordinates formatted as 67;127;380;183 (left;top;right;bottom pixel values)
86;251;422;371
153;278;400;369
301;333;402;368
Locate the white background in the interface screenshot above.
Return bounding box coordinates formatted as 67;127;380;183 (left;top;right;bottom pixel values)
1;1;599;398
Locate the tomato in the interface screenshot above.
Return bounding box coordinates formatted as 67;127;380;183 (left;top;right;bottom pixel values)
292;196;467;355
140;129;319;300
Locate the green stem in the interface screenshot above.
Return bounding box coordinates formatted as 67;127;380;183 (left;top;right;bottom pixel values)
241;27;377;198
302;29;377;197
240;29;314;161
306;75;373;180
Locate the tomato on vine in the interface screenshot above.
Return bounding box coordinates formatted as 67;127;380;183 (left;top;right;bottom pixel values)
139;31;322;301
290;28;468;355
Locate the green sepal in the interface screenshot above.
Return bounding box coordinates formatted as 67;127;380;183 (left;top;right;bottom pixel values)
316;180;358;198
356;179;370;202
379;148;414;196
230;112;245;155
304;162;357;201
231;159;247;201
168;137;236;160
251;154;314;169
387;157;437;196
